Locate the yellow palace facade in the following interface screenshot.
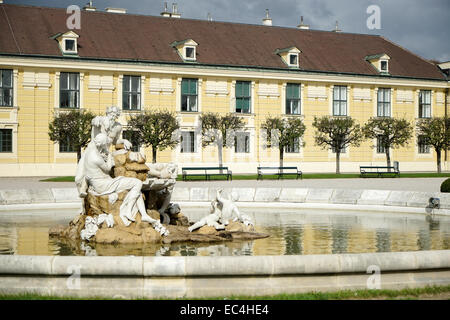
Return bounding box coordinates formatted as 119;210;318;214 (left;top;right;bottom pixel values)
0;3;449;176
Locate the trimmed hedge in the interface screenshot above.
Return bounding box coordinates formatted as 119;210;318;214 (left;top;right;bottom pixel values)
441;178;450;193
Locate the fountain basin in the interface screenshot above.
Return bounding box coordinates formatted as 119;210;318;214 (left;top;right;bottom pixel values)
0;186;449;298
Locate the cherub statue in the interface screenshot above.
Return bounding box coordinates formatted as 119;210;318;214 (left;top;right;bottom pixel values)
188;188;253;232
188;198;226;232
215;188;253;226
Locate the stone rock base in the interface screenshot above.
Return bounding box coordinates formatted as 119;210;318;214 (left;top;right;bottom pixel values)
50;218;268;245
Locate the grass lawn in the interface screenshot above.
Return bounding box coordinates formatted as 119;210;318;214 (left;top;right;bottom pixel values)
1;285;449;300
40;172;450;182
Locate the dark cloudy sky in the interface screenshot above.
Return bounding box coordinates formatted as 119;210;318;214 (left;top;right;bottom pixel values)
8;0;450;62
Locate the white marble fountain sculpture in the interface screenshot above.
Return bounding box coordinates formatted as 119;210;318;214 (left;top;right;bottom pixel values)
188;188;254;232
75;106;169;240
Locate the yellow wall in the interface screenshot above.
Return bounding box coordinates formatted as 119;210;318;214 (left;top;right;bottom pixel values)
0;58;448;175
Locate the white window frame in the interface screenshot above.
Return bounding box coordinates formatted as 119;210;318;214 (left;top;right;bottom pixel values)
380;59;389;73
288;53;299;68
418;90;432;119
184;46;196;61
180;130;197;153
376;88;392;117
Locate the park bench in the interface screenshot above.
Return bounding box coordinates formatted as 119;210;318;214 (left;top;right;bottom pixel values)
257;166;302;180
181;167;232;181
360;161;400;177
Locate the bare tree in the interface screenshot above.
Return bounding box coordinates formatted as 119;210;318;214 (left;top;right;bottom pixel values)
127;110;180;163
363;117;413;170
261;116;306;168
312;116;363;174
200;112;245;170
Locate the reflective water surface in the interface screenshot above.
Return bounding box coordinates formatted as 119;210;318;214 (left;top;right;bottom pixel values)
1;208;449;256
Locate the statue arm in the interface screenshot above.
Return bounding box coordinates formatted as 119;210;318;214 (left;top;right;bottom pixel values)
111;123;132;150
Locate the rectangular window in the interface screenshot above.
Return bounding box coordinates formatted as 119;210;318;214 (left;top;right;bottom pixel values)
289;54;298;66
235;81;251;113
180;131;196;153
60;72;80;108
376;135;386;154
181;78;198;112
419;90;431;118
286;83;301;115
377;88;391;117
285;137;300;153
234;132;250;153
59;136;75;153
122;130;140;152
0;69;13;107
0;129;12;152
333;86;347;116
418;135;430;154
65;39;75;52
123;75;141;111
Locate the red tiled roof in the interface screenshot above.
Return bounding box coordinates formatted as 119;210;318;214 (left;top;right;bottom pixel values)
0;4;445;80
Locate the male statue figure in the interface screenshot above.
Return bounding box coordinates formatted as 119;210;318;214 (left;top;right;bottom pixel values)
80;133;169;236
76;106;132;197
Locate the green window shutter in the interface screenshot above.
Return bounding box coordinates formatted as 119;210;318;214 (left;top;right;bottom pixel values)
182;78;197;95
286;83;299;99
236;81;250;97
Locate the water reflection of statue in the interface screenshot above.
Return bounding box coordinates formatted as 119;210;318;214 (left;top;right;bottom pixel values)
81;133;169;236
76;106;131;197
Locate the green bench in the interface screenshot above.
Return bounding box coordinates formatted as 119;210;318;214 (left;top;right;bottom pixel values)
182;167;233;181
360;162;400;177
257;166;302;180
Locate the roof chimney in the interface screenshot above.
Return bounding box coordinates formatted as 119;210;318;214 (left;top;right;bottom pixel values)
105;7;127;14
262;9;272;26
171;3;181;18
297;16;310;29
83;1;96;11
332;20;342;32
161;2;171;17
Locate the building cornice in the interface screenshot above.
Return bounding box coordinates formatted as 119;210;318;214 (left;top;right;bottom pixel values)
0;54;448;89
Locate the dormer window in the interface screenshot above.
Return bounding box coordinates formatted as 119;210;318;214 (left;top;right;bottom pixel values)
171;39;198;62
53;31;79;55
64;39;76;52
275;47;301;68
185;47;196;60
365;53;390;74
289;54;298;66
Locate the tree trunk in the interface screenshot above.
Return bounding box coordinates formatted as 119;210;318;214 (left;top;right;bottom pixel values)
336;150;341;174
217;136;224;174
218;144;224;174
385;148;391;172
437;148;442;173
152;147;157;164
279;147;284;171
